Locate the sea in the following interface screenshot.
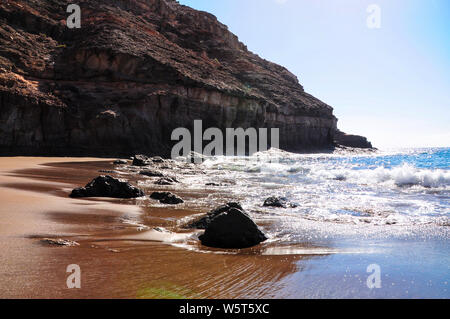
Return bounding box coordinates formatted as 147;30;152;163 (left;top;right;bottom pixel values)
168;147;450;297
199;147;449;237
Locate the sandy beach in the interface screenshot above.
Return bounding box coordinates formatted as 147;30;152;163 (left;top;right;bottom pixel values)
1;0;448;303
0;157;448;299
0;157;307;298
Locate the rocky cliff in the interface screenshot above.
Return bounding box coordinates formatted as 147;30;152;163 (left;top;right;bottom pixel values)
0;0;372;157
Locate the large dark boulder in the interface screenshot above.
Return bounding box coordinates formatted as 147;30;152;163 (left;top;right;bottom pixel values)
199;207;267;249
186;202;243;229
70;175;144;198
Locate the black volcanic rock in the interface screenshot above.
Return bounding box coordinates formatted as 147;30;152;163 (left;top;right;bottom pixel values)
139;170;165;177
160;193;184;205
150;192;172;200
263;196;298;208
199;207;267;249
186;202;243;229
264;196;288;208
155;177;179;185
70;175;144;198
113;159;128;165
150;191;184;205
133;155;151;167
206;182;221;186
151;156;165;163
334;130;373;149
0;0;371;157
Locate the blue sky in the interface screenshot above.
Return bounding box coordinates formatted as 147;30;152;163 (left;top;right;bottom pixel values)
178;0;449;148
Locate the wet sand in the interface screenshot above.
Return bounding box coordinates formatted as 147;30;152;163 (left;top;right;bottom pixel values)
0;157;448;299
0;157;309;298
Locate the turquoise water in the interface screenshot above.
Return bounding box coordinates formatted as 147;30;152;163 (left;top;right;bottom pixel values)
201;148;449;231
155;147;450;298
196;147;449;298
338;148;449;170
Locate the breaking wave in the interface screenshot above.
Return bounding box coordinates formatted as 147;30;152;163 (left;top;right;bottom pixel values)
198;147;449;234
314;164;450;189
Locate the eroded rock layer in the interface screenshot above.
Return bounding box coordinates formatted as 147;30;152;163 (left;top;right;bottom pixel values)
0;0;370;156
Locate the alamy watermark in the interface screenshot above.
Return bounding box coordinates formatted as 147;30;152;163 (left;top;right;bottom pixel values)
66;264;81;289
66;4;81;29
171;120;280;163
366;4;381;29
366;264;382;289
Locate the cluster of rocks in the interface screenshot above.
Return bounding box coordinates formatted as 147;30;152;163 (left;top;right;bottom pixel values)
71;154;186;199
183;198;297;249
131;155;181;186
68;156;304;250
70;174;185;206
132;155;165;167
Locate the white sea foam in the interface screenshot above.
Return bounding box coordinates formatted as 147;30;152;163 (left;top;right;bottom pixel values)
310;163;450;188
197;148;449;233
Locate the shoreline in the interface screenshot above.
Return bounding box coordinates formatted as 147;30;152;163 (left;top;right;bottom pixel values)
0;157;307;298
0;156;448;299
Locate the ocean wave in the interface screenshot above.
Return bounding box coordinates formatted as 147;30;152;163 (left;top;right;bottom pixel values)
314;164;450;188
198;149;449;231
205;156;450;189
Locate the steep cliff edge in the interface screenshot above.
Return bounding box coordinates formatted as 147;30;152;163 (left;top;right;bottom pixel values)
0;0;372;157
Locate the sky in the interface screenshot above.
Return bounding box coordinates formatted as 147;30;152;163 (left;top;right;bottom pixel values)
178;0;450;149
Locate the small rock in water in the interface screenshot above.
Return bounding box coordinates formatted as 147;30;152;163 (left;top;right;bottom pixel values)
41;238;79;247
263;196;297;208
199;206;267;249
160;193;184;205
132;155;151;166
70;175;144;199
113;159;128;165
155;177;179;185
150;192;172;200
150;192;184;205
206;182;221;187
151;156;165;163
186;151;207;163
186;202;244;229
140;170;165;177
99;170;115;174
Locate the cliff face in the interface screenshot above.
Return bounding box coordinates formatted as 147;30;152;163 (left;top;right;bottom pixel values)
0;0;370;157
